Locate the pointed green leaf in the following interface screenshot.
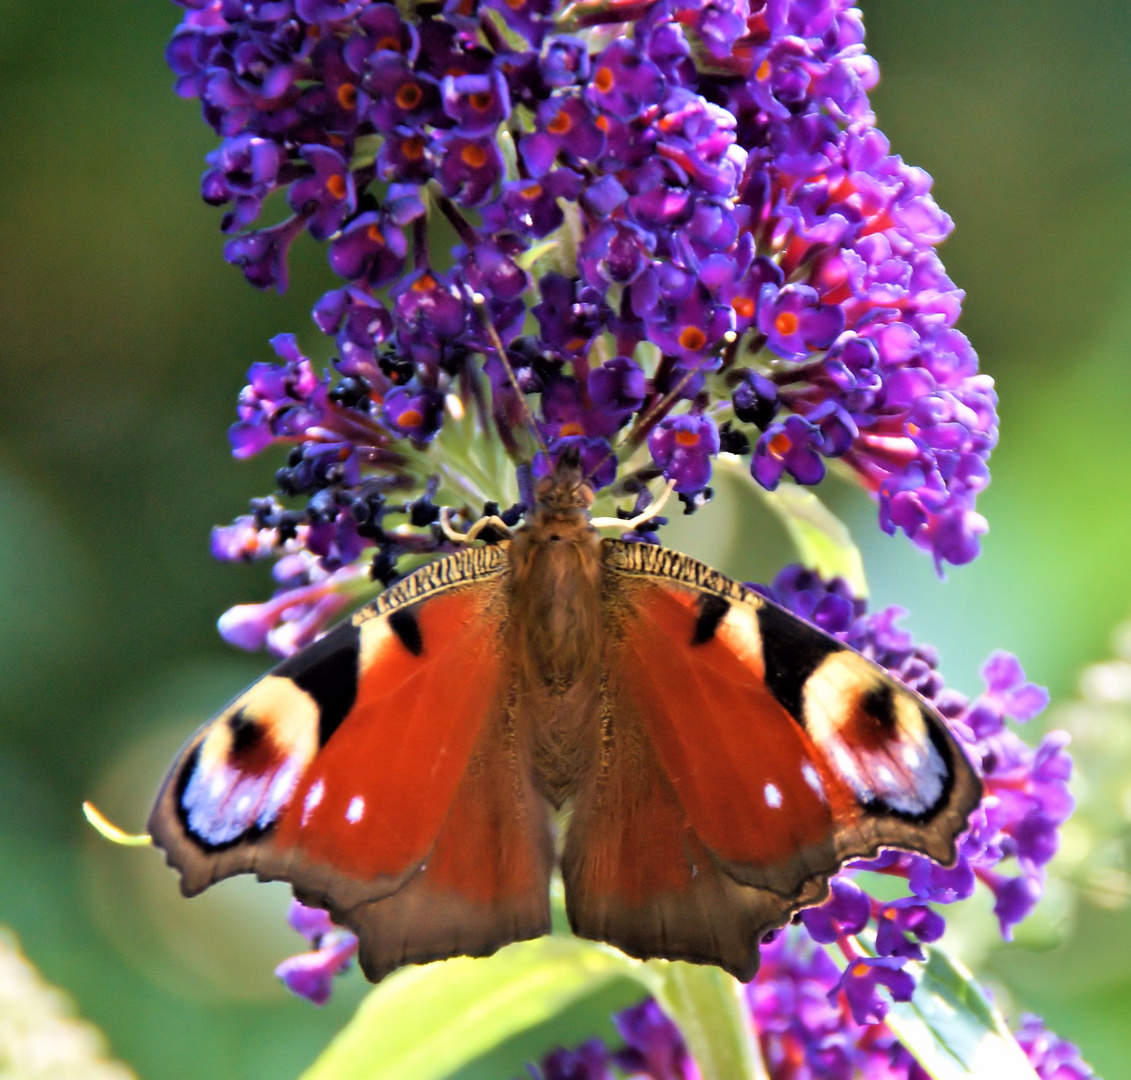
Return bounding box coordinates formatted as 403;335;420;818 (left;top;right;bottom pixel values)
880;946;1040;1080
298;937;644;1080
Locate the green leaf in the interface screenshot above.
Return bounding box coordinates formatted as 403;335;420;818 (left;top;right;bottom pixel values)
718;456;868;596
881;946;1040;1080
298;937;641;1080
646;962;768;1080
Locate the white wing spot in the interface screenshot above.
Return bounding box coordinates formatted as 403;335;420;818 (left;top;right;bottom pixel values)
302;778;325;825
346;795;365;823
802;762;825;799
764;782;783;808
876;764;896;787
236;794;252;814
901;744;922;768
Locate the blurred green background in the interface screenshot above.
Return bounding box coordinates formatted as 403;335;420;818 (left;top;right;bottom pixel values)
1;0;1129;1076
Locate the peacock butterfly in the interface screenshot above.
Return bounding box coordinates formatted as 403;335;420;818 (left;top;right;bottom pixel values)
149;456;981;983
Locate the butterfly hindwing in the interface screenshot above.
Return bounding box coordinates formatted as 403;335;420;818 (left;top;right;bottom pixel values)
561;540;981;977
149;544;555;976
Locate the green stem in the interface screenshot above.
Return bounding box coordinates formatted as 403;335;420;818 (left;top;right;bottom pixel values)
649;962;769;1080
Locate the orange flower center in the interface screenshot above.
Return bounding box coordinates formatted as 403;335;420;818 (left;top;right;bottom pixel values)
732;296;755;319
593;66;616;93
401;136;425;161
469;91;493;111
674;429;700;447
560;422;584;437
325;174;347;200
397;409;423;427
395;82;423;110
851;962;871;978
678;326;707;351
412;274;437;292
375;35;402;52
768;432;792;458
755;59;772;82
460;143;489;168
547;111;572;135
366;224;385;244
521;183;544;200
336;83;358;109
774;310;800;336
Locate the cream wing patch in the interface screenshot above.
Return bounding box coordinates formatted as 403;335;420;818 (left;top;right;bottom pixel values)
179;675;321;847
800;651;947;817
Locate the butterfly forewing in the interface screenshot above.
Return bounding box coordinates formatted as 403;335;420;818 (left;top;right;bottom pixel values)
560;540;981;977
149;544;555;977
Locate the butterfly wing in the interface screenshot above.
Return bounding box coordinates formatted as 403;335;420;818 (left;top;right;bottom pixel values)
149;544;555;981
561;539;981;980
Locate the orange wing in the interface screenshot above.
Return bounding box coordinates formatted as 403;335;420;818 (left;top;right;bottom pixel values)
149;545;554;981
562;540;981;980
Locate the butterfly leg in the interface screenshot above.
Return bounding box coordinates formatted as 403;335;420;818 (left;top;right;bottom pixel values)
439;510;514;545
590;480;676;532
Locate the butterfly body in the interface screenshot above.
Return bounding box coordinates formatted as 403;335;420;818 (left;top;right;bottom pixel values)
150;465;981;982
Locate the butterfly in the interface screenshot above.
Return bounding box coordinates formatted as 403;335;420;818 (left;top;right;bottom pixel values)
149;453;982;983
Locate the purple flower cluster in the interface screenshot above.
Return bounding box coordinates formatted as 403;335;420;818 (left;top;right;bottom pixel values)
526;938;1095;1080
173;0;996;627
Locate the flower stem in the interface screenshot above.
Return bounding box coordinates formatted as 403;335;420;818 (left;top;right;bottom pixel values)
649;962;769;1080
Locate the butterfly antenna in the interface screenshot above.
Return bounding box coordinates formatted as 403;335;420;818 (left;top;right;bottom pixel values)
82;801;152;847
466;289;549;458
590;478;676;531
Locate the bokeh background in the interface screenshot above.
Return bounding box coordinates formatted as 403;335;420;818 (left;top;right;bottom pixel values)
1;0;1129;1076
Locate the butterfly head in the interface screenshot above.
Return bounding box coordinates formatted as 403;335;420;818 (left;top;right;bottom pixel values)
531;448;596;525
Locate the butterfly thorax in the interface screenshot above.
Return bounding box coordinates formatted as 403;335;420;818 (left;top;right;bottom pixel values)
506;471;605;805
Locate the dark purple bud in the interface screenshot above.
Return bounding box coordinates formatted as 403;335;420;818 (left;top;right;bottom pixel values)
733;369;780;430
224;216;305;293
541;35;591;87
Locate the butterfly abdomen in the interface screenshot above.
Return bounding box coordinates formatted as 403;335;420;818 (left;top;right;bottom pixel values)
507;514;606;806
